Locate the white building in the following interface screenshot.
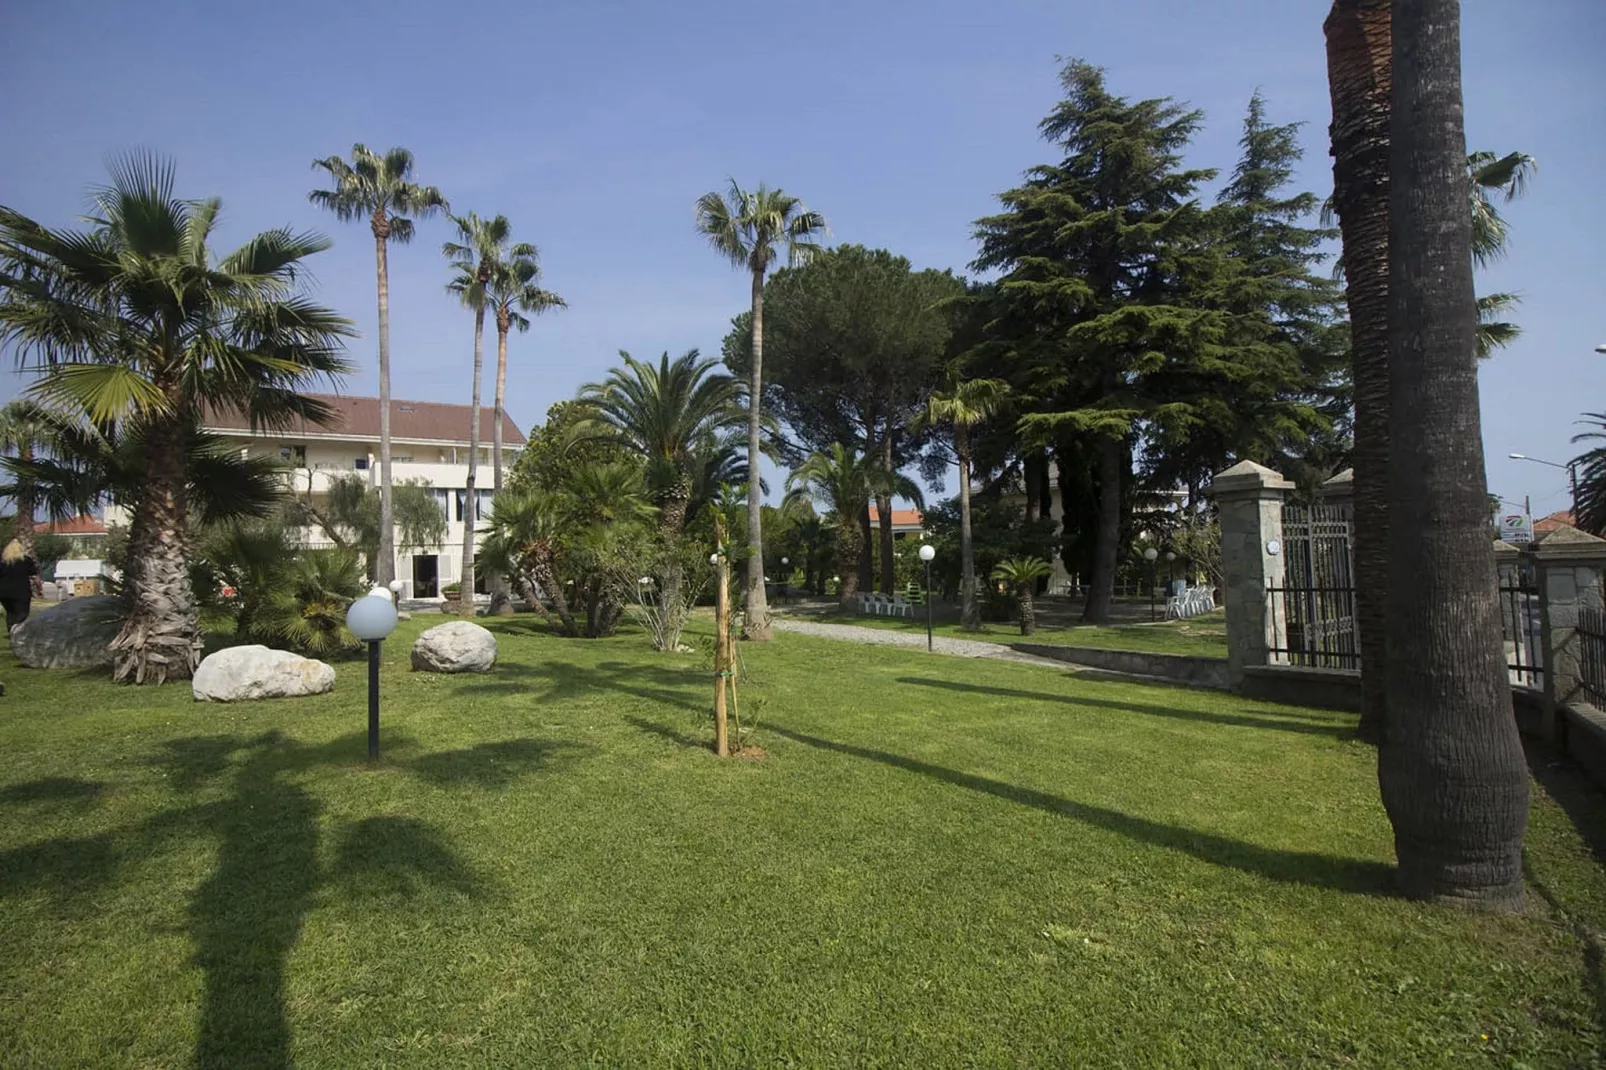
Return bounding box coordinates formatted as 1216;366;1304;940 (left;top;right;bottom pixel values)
202;394;526;599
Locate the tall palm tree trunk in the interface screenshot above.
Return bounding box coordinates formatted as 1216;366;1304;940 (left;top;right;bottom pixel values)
1379;0;1527;909
459;305;485;614
1082;435;1122;624
13;445;36;561
836;525;862;610
488;320;511;610
742;268;773;640
958;427;980;631
110;417;200;684
657;495;689;652
1326;0;1393;744
371;216;397;589
878;433;897;594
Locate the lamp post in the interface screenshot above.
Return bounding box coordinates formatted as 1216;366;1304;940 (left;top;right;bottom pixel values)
1164;550;1176;594
918;543;936;651
1143;546;1159;621
346;586;399;760
1509;452;1580;519
779;556;789;603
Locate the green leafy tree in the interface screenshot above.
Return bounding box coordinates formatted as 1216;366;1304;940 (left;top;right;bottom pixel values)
913;367;1008;630
300;474;447;579
974;59;1220;624
309;144;446;588
509;400;627;493
695;179;827;641
723;245;962;594
0;155;354;682
991;556;1054;635
785;444;922;610
0;399;60;560
443;212;530;610
1381;0;1528;909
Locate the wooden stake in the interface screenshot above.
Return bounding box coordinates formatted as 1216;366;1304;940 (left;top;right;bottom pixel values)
713;518;731;758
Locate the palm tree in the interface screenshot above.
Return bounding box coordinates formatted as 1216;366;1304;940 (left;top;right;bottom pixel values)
1324;0;1392;743
443;213;531;612
577;350;743;535
485;253;565;501
309;145;446;589
695;180;827;641
1571;414;1606;536
0;399;58;560
1381;0;1528;909
1469;150;1536;360
478;487;577;636
991;556;1054;636
786;444;921;611
1;154;353;682
913;367;1008;631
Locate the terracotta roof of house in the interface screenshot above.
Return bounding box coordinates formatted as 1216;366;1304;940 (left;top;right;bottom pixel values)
41;515;106;536
867;507;924;528
203;394;525;447
1535;510;1576;534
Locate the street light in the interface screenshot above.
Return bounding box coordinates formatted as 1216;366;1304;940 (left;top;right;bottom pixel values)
1143;546;1160;621
1509;452;1580;518
346;586;399;760
1164;550;1176;594
918;543;936;651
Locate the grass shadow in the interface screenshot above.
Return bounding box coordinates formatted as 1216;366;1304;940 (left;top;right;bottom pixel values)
332;815;483;903
0;776;103;807
623;714;713;753
408;738;586;788
452;658;707;714
767;723;1393;896
894;676;1352;738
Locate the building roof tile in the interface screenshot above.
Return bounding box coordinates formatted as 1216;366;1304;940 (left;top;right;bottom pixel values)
203;394;525;447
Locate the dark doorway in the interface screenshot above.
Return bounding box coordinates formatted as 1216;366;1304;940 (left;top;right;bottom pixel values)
412;555;439;598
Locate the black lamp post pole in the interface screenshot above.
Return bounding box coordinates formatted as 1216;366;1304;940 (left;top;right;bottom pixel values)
925;558;934;652
1149;562;1157;622
367;640;381;760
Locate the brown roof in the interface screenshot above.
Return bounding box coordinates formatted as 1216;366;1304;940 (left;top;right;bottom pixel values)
203;394;525;447
1535;510;1576;534
867;507;924;528
42;515;106;536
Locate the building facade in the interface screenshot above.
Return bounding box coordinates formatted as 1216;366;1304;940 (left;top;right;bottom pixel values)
201;394;525;600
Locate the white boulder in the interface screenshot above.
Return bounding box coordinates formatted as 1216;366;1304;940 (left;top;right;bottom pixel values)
411;621;497;674
11;595;122;670
192;645;336;702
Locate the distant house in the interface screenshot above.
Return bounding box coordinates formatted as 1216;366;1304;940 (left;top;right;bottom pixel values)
866;506;924;538
105;393;527;600
1535;510;1576;535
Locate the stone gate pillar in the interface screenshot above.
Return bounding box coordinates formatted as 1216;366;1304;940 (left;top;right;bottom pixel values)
1534;526;1606;742
1212;460;1295;689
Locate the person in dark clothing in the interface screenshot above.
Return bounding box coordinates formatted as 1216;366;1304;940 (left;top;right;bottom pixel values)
1;539;41;633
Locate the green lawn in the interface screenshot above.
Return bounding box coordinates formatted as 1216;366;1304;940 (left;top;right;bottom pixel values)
2;616;1603;1068
801;605;1231;657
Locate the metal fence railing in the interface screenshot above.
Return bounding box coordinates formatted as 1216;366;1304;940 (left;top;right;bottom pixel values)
1578;606;1606;709
1497;563;1544;689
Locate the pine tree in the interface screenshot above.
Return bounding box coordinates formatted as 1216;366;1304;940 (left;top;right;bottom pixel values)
974;59;1221;623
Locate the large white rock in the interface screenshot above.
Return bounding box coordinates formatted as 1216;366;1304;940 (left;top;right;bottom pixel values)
192;645;336;702
11;595;123;670
411;621;497;674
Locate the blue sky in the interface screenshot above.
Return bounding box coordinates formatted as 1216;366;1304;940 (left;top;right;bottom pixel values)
3;0;1602;514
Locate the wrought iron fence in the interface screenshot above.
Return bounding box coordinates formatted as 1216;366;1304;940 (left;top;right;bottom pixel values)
1497;562;1544;689
1578;606;1606;708
1268;502;1359;669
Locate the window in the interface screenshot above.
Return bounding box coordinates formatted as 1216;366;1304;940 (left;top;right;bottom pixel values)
453;490;466;523
476;490;494;520
429;489;450;519
354;456;369;471
279;444;307;466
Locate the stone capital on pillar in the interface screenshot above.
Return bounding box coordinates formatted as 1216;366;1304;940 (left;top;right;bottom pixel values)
1318;468;1353;506
1533;525;1606;741
1210;460;1294;688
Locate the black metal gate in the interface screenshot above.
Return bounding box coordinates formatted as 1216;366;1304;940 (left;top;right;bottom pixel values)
1267;502;1358;669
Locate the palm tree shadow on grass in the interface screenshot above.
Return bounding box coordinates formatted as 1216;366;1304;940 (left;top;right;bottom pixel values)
766;723;1394;897
894;676;1355;739
1;728;572;1069
451;658;708;714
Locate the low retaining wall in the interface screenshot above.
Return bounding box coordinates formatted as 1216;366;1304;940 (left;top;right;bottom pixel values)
1241;665;1362;712
1009;644;1232;690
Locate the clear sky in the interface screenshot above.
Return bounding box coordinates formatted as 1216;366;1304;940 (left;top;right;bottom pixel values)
3;0;1602;514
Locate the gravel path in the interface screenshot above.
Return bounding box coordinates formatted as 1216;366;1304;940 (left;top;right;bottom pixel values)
770;618;1071;669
